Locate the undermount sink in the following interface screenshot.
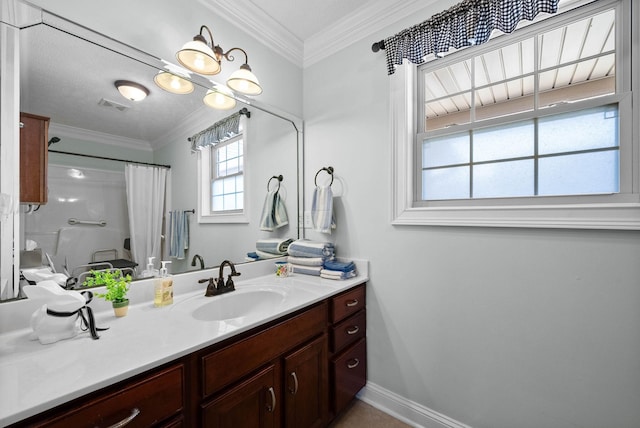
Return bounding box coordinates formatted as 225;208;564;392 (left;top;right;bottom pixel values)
190;289;285;321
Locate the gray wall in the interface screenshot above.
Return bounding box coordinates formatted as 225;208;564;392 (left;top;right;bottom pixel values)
302;2;640;428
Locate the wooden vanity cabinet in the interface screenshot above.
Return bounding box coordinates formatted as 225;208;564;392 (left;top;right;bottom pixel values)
10;283;367;428
328;284;367;418
14;363;186;428
19;112;50;204
199;302;328;428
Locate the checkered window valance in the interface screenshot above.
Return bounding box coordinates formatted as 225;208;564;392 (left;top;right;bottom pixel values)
383;0;560;75
190;112;241;152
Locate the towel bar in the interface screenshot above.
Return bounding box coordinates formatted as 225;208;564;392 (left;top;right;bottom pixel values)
267;175;283;191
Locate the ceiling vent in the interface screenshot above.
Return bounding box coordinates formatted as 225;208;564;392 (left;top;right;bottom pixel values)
98;98;130;112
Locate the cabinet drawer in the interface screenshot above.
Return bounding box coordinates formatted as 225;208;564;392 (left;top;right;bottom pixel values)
34;364;184;428
331;310;366;353
202;302;327;397
330;284;365;324
331;338;366;416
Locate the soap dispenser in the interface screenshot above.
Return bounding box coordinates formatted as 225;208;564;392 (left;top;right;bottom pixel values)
154;261;173;307
141;257;159;279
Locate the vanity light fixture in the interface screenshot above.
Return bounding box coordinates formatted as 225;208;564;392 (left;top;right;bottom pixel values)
115;80;149;101
176;25;262;96
203;85;236;110
154;71;194;95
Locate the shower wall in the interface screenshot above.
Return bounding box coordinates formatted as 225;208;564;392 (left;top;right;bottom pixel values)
22;163;129;275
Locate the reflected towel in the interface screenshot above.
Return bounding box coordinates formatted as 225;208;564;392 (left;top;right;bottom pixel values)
169;210;189;259
255;250;284;259
311;185;335;234
260;190;289;232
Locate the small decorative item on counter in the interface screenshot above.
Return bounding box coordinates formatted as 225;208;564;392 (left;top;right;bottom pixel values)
154;261;174;307
83;269;132;317
275;261;293;278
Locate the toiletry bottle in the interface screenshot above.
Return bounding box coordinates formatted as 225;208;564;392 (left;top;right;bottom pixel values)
154;261;173;307
141;257;159;278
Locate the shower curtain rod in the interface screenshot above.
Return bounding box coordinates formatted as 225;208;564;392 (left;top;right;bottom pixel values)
48;150;171;169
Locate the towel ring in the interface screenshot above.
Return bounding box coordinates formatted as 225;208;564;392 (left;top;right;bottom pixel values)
267;175;283;191
314;166;334;187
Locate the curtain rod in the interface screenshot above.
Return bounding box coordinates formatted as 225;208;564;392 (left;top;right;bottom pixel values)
48;150;171;169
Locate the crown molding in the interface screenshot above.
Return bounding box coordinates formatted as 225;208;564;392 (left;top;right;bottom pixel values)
200;0;439;69
49;122;153;152
197;0;303;67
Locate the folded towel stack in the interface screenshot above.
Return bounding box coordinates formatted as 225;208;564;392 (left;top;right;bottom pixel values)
253;238;293;260
320;260;356;280
287;240;335;276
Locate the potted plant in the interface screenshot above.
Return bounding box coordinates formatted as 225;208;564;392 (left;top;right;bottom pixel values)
83;269;132;317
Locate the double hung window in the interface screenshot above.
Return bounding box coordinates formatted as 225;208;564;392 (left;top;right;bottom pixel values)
391;0;639;228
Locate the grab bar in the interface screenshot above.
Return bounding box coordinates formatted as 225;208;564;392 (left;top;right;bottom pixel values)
68;218;107;227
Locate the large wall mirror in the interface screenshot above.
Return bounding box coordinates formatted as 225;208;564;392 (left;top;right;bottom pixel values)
2;6;302;301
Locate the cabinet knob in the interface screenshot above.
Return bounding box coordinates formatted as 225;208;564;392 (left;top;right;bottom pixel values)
105;408;140;428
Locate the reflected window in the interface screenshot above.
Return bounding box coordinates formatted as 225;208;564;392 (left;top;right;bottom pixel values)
211;135;244;212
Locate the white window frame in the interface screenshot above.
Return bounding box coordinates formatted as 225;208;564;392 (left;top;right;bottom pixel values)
390;0;640;229
197;125;249;224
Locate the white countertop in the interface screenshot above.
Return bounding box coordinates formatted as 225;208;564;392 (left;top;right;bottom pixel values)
0;259;368;426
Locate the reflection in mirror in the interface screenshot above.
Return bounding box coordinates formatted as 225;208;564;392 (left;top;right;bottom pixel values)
8;10;301;300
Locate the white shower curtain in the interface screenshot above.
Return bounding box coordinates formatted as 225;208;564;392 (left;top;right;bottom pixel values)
125;164;167;272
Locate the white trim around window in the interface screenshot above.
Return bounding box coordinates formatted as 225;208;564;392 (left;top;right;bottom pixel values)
390;62;640;230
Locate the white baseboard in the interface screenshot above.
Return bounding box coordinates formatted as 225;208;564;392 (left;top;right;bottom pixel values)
356;382;473;428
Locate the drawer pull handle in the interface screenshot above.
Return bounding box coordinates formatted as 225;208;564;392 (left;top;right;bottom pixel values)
346;299;359;307
346;325;360;335
106;408;140;428
289;371;299;395
266;386;276;412
347;358;360;369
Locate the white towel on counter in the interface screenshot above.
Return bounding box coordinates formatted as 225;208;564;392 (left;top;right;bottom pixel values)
287;255;324;266
311;185;335;234
259;190;289;231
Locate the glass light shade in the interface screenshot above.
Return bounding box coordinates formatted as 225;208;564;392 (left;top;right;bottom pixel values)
227;67;262;95
203;88;236;110
115;80;149;101
177;40;221;75
154;71;194;94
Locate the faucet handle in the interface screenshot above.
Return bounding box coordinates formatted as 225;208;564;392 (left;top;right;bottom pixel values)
200;278;219;297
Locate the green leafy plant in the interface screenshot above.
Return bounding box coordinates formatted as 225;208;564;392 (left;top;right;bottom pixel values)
82;270;131;303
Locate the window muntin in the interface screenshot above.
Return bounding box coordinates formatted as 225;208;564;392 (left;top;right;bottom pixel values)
417;5;620;203
210;135;244;212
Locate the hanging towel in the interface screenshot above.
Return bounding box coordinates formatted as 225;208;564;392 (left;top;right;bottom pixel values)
311;185;335;234
256;238;293;255
259;190;289;231
169;210;189;259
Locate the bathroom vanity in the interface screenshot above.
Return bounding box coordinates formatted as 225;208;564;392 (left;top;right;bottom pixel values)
0;260;367;427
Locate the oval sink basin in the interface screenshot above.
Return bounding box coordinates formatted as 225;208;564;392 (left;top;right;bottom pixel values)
189;289;286;322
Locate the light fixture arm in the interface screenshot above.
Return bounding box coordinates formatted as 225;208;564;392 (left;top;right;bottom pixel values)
222;47;251;69
196;25;215;49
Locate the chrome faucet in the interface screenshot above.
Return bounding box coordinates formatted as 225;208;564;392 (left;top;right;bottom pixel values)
198;259;241;297
191;254;205;270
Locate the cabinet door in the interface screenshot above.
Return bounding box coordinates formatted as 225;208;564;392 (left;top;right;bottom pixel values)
19;112;49;204
283;335;328;428
202;364;278;428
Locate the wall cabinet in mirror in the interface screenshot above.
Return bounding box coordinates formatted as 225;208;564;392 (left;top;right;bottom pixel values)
20;112;49;204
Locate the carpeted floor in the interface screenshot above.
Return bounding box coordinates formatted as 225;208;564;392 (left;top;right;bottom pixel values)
330;400;411;427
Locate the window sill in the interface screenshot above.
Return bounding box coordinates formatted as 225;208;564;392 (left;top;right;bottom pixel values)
197;212;249;224
391;203;640;229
